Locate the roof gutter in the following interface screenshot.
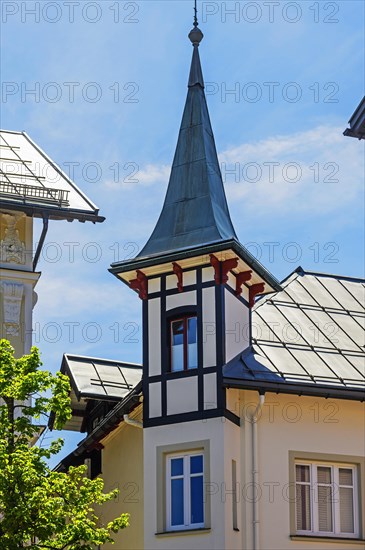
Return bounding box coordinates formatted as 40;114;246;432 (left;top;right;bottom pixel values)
223;378;365;402
123;414;143;429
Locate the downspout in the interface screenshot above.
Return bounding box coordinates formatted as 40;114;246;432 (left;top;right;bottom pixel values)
33;215;49;271
250;392;265;550
123;414;143;429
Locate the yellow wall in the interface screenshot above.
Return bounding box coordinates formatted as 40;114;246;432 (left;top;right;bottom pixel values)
239;390;365;550
100;405;144;550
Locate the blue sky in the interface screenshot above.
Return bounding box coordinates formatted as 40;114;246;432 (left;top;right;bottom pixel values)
1;0;364;462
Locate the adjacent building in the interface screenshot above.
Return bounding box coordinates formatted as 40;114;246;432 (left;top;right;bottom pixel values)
0;129;104;358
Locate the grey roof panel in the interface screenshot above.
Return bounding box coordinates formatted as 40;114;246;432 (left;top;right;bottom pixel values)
63;354;142;401
224;270;365;399
322;277;364;312
340;279;365;310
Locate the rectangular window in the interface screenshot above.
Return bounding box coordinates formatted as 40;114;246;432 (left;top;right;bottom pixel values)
170;316;197;372
295;461;359;538
166;452;204;531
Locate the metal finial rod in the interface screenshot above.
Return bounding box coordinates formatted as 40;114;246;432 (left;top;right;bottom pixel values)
194;0;198;27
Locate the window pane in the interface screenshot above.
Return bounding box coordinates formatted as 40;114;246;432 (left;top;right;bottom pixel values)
296;465;310;483
340;487;354;533
317;466;331;484
296;484;311;531
339;468;353;486
171;321;184;372
171;458;184;477
171;478;184;526
187;317;197;369
172;321;184;345
190;455;203;474
317;485;333;532
188;317;197;344
190;475;204;524
188;343;197;369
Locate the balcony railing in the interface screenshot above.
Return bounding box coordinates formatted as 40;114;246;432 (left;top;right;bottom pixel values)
0;181;70;206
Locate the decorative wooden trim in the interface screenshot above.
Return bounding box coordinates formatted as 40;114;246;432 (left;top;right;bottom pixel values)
235;271;252;296
172;262;183;292
221;258;239;283
209;254;221;284
130;270;148;300
249;282;265;308
210;254;238;284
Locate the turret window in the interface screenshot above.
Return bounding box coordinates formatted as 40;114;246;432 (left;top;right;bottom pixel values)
170;316;198;372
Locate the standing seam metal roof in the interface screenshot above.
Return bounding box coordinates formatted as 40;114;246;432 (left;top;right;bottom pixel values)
224;268;365;399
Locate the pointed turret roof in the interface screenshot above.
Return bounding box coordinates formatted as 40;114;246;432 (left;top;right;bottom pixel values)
138;23;237;259
110;20;281;294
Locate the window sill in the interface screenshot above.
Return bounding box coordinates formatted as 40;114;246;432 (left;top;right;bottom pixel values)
291;535;365;545
155;528;211;537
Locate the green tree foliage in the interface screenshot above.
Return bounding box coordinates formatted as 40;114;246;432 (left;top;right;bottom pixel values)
0;339;129;549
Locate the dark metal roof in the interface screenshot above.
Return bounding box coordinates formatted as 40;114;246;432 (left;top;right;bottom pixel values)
224;269;365;400
343;96;365;139
136;29;237;258
0;130;104;223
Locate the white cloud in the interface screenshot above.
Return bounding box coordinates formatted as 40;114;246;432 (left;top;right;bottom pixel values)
104;163;170;190
101;124;364;219
220;125;364;217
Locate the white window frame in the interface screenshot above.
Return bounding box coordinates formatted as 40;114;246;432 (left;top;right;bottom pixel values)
166;451;204;531
295;460;359;538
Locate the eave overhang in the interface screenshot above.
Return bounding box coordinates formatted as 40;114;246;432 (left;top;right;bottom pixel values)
343;96;365;139
223;377;365;402
109;238;282;294
72;381;142;456
54;382;143;472
0;200;105;223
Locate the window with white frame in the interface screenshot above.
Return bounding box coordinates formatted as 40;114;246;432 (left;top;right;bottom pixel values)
166;451;204;531
295;461;359;537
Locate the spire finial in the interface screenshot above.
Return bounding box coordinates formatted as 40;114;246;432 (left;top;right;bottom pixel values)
189;0;203;45
194;0;198;27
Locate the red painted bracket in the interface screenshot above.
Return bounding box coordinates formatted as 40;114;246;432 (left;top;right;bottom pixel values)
210;254;221;284
210;254;238;284
130;270;148;300
235;271;252;296
172;262;183;292
249;282;265;308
